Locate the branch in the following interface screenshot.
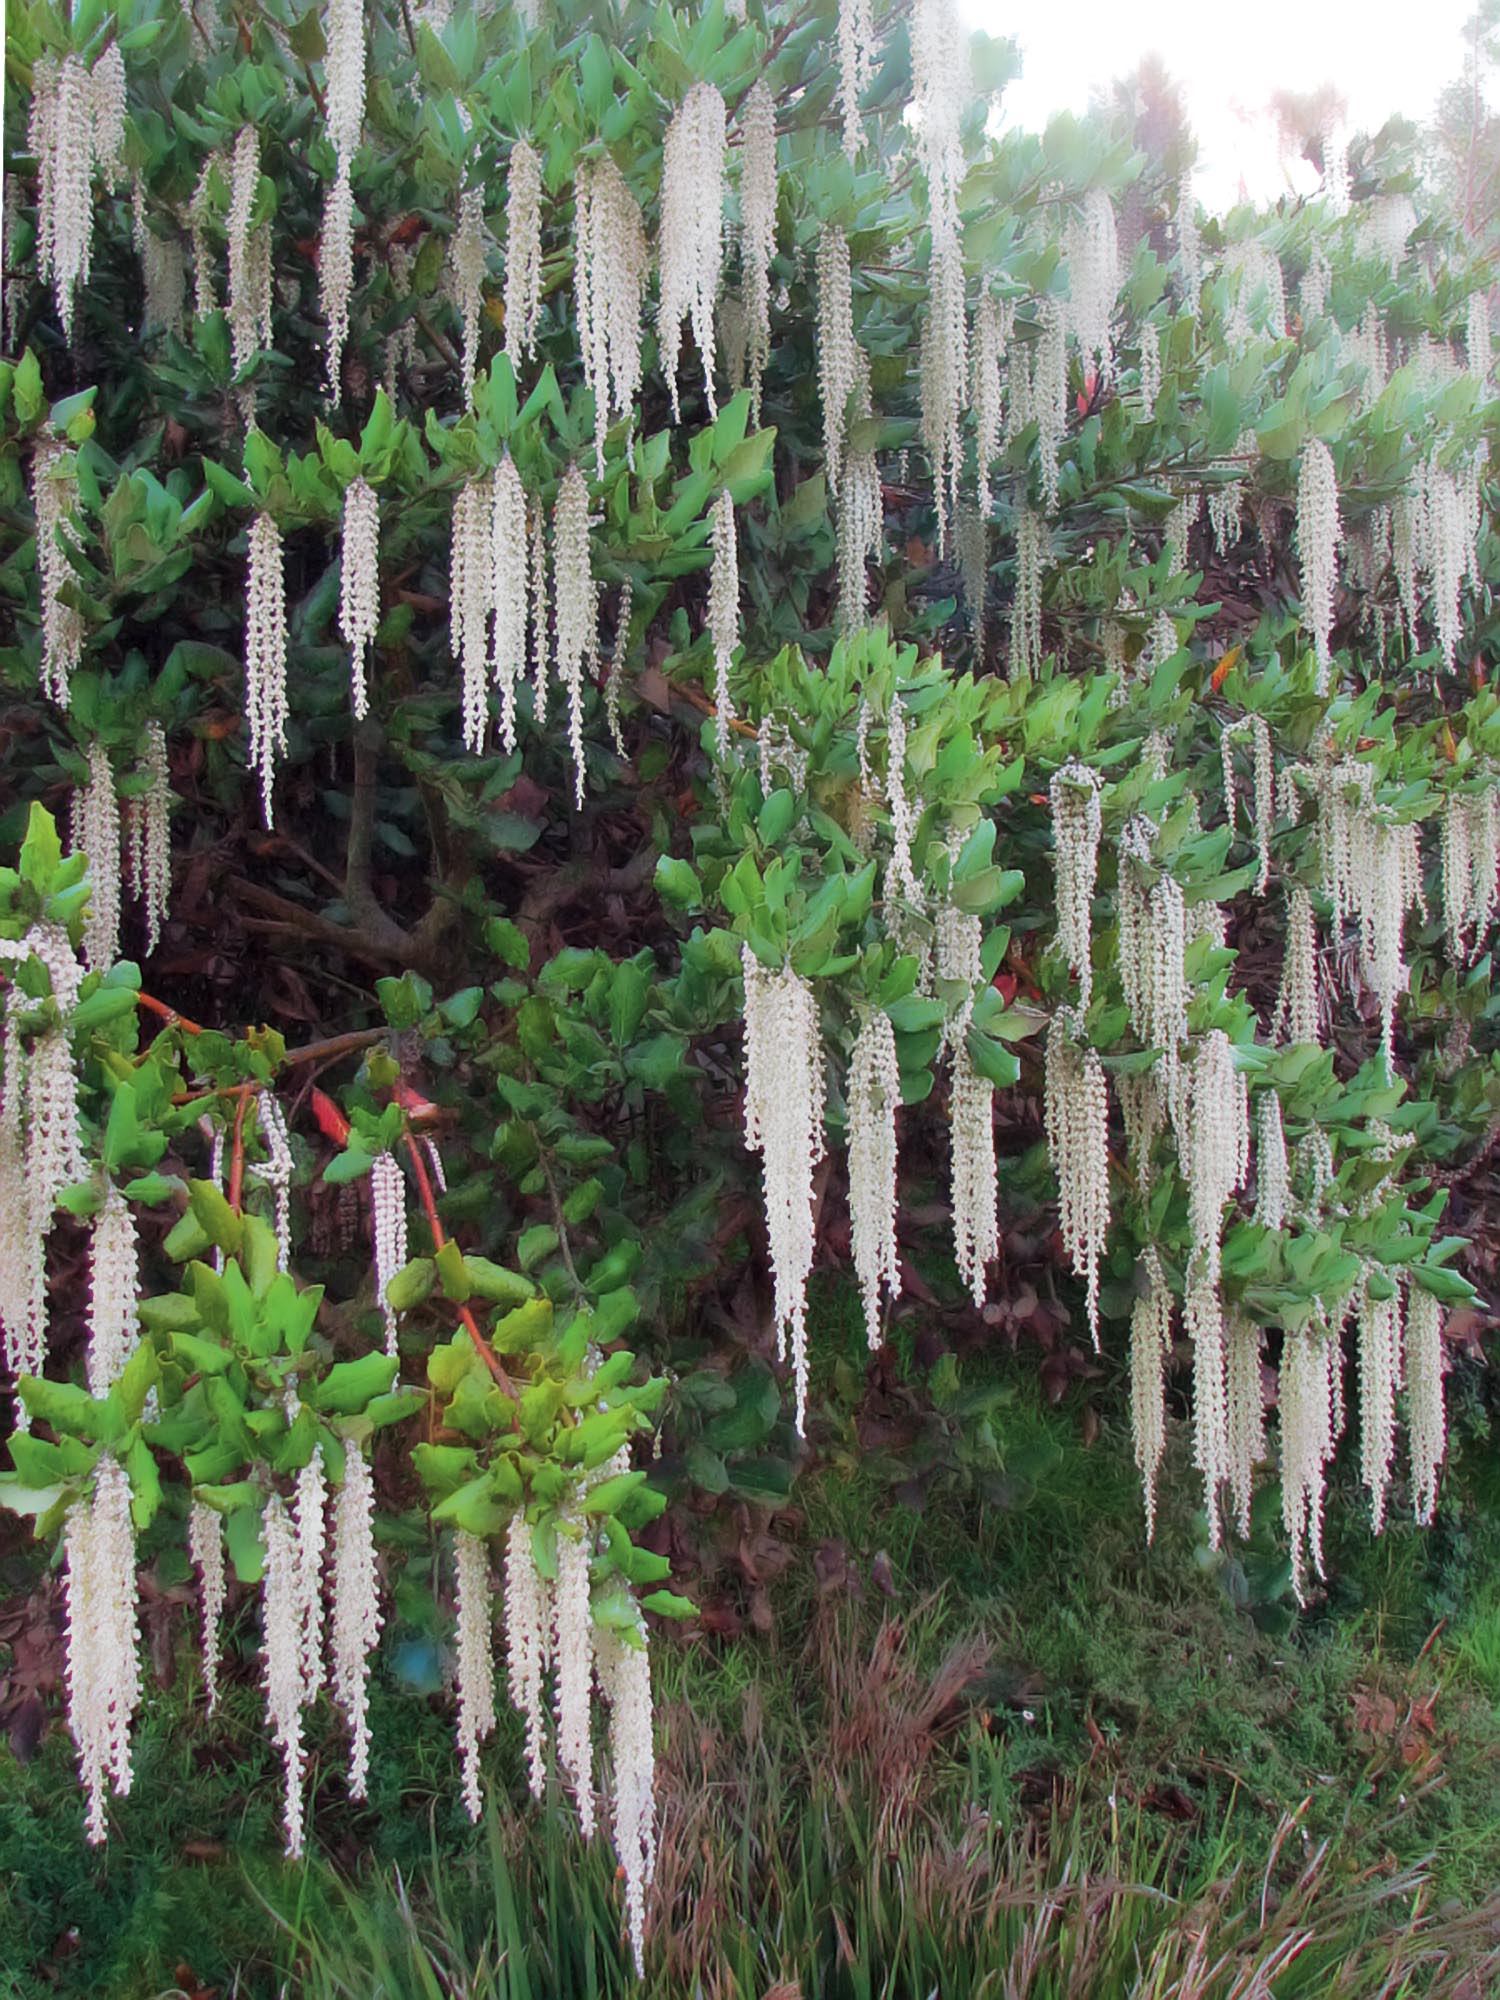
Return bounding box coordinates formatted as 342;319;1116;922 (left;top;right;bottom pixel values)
403;1131;520;1400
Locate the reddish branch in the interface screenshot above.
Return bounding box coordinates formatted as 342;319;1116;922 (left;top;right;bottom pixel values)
403;1129;518;1400
227;1086;252;1213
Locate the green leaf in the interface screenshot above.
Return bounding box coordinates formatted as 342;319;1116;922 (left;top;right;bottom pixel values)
385;1256;436;1313
641;1589;697;1619
313;1352;399;1414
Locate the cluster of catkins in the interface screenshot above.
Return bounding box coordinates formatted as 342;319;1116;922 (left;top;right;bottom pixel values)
1040;734;1464;1597
453;1502;657;1975
738;695;1000;1432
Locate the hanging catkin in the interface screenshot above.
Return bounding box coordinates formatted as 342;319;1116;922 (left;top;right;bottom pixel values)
1044;1008;1110;1347
575;154;649;475
836;0;878;159
1049;762;1103;1008
816;228;859;497
658;84;727;422
847;1010;901;1350
1130;1249;1173;1539
553;464;596;807
32;438;87;708
504;140;544;368
451;188;488;398
451;473;494;753
741;945;826;1432
321;163;357;399
339;477;380;720
491;454;529;753
708;490;740;762
245;512;289;829
1295;438;1342;689
738;84;777;426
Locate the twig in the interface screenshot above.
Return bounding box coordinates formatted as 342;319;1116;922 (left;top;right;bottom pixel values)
403;1130;519;1400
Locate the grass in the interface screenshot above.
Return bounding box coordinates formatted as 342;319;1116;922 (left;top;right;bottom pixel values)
2;1284;1499;1995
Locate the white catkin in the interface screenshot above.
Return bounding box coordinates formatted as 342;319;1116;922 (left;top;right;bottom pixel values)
1273;885;1321;1046
837;450;883;633
1357;1275;1403;1534
491;455;529;752
597;1624;656;1980
606;582;632;754
86;1186;139;1397
1010;507;1045;677
575;154;649;476
188;1498;226;1714
371;1150;407;1356
0;995;29;1377
741;945;826;1431
1296;438;1342;688
1362;193;1415;273
4;943;86;1377
1175;173;1202;305
339;477;380;720
1138;320;1162;420
920;231;968;555
529;496;549;722
1031;298;1068;516
324;0;366;163
32;438;87;708
77;739;121;973
504;1512;548;1797
245;513;289;829
63;1457;141;1843
321;162;357;401
1253;1089;1290;1232
186;155;221;321
847;1010;901;1349
972;293;1010;516
739;84;777;427
1467;289;1492;388
1281;1324;1340;1600
262;1494;309;1857
1130;1250;1172;1540
226;128;273;412
816;228;859;496
1049;762;1103;1009
1186;1278;1229;1546
32;54;95;341
836;0;877;159
504;139;544;368
330;1447;381;1799
1300;244;1331;321
128;722;171;955
1225;1312;1265;1541
1044;1009;1110;1347
451;187;488;398
708;490;740;762
1185;1030;1249;1291
1067;188;1118;378
454;1529;496;1823
89;44;127;194
553;1512;596;1836
909;0;969;247
950;1036;999;1309
452;473;496;753
658;84;727;422
1404;1285;1446;1526
552;464;596;808
255;1092;295;1272
293;1453;327;1702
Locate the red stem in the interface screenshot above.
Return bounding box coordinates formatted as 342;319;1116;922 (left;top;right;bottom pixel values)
403;1131;518;1399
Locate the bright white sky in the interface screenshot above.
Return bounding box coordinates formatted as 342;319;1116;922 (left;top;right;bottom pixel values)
963;0;1479;211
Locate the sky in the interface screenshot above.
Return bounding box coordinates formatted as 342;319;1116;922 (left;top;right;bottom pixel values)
964;0;1480;211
